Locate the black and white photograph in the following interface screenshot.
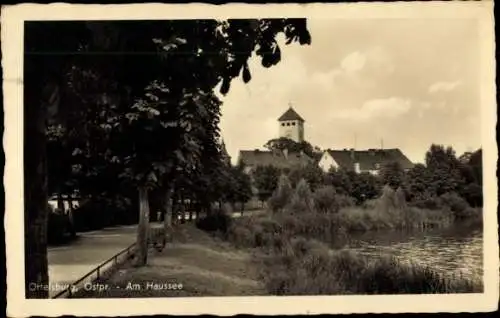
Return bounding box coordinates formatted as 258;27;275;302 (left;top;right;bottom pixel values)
2;1;498;316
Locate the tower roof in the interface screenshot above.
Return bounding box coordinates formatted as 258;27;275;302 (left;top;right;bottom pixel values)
278;107;305;122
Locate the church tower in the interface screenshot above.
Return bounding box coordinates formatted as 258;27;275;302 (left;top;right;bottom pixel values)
278;104;305;143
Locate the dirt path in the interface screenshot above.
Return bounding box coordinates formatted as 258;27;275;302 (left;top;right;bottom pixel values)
74;224;267;297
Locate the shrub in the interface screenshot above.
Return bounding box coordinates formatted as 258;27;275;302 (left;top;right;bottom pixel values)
286;178;314;214
439;192;470;219
195;209;232;234
460;183;483;207
361;199;378;209
336;194;356;209
295;179;313;199
227;222;255;248
313;186;338;213
258;217;284;235
268;174;293;212
394;187;408;210
377;185;398;211
404;207;454;229
337;207;382;231
411;196;442;210
337;202;456;231
225;215;287;250
274;213;304;236
253;225;276;248
455;207;482;221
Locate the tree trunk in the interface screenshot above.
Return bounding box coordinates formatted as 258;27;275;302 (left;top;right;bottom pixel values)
195;203;200;221
206;202;213;217
67;193;76;238
56;192;64;213
135;186;150;266
171;196;179;226
24;88;49;298
163;187;173;244
180;193;186;224
240;202;245;216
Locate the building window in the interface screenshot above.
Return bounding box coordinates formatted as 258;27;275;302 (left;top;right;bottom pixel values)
292;122;296;126
281;123;285;126
286;122;290;126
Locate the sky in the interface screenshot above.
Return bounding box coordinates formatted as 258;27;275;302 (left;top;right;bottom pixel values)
217;17;481;165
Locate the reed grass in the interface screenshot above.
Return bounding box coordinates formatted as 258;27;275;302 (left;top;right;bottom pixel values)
220;180;483;295
260;238;483;295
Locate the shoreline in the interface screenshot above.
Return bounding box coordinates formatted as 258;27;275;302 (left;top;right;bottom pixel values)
71;217;483;298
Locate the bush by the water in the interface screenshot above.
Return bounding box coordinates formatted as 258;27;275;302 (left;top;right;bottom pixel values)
261;238;482;295
313;185;355;213
224;214;481;294
409;192;482;224
439;192;474;219
226;178;481;251
205;177;482;295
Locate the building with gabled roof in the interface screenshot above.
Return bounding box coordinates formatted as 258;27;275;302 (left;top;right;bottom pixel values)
237;148;314;174
318;148;414;174
235;105;414;178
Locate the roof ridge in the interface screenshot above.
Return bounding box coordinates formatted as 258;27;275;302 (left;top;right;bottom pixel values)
278;107;305;122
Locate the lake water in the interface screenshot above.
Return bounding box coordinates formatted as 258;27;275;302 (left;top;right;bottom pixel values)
335;224;483;280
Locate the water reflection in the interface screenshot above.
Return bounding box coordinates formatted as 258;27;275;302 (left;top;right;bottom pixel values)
335;224;483;280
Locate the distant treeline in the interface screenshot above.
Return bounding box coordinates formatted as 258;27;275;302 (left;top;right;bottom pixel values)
251;144;482;210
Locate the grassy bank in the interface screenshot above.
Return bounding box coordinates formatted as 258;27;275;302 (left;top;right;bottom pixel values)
72;223;266;298
221;214;483;295
259;237;482;295
224;205;481;252
201;178;483;295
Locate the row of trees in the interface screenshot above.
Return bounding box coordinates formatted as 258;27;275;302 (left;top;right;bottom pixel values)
25;19;312;298
384;145;482;207
250;144;483;208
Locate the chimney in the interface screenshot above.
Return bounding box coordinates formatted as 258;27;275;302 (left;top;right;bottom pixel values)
283;148;288;159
